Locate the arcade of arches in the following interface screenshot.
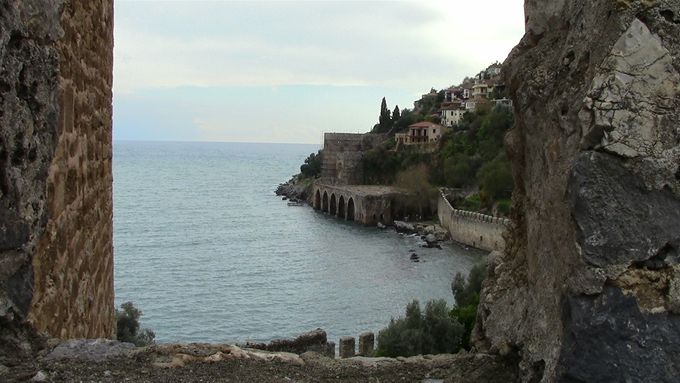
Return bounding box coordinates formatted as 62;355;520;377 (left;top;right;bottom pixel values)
312;184;406;225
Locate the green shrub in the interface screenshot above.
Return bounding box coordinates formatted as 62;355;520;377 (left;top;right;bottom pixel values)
376;300;464;357
496;199;512;216
477;153;513;201
443;155;471;188
394;164;439;218
116;302;155;346
460;194;482;212
376;261;488;356
300;150;322;178
450;262;487;350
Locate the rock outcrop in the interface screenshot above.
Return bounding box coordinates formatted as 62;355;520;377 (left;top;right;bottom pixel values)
244;329;335;358
275;176;313;203
474;1;680;382
0;0;114;357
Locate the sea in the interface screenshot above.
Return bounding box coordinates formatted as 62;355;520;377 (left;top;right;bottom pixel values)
113;140;485;344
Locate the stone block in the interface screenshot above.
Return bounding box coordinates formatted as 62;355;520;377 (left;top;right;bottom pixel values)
358;332;374;356
339;336;355;358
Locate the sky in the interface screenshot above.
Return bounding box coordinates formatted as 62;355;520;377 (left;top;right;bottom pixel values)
113;0;526;144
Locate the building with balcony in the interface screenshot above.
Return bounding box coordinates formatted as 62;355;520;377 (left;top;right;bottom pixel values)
395;122;447;148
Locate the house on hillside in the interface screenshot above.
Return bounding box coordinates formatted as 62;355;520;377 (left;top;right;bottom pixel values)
444;86;466;102
441;103;466;127
472;79;496;99
465;100;477;112
395;121;447;148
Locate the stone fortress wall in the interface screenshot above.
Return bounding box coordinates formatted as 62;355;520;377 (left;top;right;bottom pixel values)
0;0;114;342
437;191;508;252
320;133;385;185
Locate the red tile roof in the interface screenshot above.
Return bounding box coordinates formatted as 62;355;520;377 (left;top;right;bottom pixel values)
409;121;444;129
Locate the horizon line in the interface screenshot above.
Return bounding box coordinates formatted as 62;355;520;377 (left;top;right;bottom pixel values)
113;138;323;146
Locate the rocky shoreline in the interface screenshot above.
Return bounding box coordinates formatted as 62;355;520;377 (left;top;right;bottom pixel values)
275;176;314;203
391;220;449;249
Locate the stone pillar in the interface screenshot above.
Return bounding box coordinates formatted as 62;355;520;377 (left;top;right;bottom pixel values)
0;0;115;347
358;332;374;356
325;341;336;358
339;336;355;358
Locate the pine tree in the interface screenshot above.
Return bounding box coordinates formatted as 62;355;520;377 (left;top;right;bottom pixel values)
378;97;392;132
393;105;401;122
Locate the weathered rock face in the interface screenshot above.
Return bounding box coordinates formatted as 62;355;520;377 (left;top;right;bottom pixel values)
0;0;114;350
475;1;680;381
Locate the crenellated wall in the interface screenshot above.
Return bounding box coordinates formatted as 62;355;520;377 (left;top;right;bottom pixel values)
437;191;508;251
0;0;114;346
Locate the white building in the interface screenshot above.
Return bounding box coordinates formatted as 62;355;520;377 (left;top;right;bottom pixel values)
441;105;466;127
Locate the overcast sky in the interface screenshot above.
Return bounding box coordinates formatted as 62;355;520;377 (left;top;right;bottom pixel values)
113;0;525;144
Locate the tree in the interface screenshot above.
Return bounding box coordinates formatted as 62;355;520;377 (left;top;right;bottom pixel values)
116;302;155;346
443;153;479;188
376;299;464;357
392;108;418;133
477;153;513;201
377;97;392;132
394;164;438;219
392;105;401;121
300;150;322;178
450;262;487;349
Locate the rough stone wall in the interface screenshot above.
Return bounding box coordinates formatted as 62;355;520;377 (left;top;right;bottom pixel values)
437;192;508;252
474;1;680;382
321;133;385;185
0;0;114;346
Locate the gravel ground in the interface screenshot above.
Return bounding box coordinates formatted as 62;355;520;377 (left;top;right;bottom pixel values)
2;343;519;383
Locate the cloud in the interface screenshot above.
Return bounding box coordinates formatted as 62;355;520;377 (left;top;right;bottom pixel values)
112;0;526;143
113;0;525;93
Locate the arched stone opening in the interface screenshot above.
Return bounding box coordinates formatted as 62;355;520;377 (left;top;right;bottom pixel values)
338;195;346;219
314;189;321;209
330;194;337;215
347;198;355;221
322;191;329;212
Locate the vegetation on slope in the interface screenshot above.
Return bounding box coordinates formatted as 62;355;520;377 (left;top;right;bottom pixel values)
299;150;323;179
375;299;464;357
450;262;487;350
376;261;487;357
363;104;514;216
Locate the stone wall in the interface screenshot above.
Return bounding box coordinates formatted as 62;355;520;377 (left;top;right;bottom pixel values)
474;1;680;382
437;191;508;252
0;0;114;347
321;133;385;185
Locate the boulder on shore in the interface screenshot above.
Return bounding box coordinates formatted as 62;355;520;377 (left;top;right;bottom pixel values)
393;221;416;233
244;329;333;358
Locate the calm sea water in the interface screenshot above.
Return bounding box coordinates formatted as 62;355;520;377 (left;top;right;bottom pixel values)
113;141;485;344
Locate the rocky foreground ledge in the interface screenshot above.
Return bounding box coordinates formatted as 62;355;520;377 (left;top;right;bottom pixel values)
5;339;518;382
